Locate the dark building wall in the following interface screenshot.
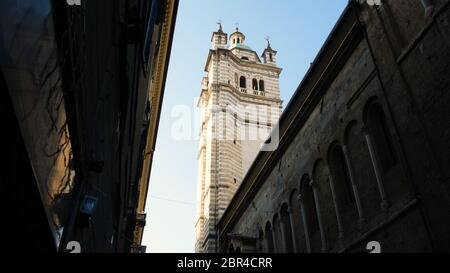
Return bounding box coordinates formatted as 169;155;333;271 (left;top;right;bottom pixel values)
0;0;125;252
360;0;450;252
61;0;124;253
0;0;77;249
0;71;56;253
0;0;177;253
219;0;450;253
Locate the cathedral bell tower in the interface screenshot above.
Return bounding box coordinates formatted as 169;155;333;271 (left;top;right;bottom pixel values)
195;24;283;253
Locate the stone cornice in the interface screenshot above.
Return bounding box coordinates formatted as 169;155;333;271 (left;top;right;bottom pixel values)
216;83;283;105
204;48;283;74
230;46;262;63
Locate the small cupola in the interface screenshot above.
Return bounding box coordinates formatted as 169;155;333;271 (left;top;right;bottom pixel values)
229;27;246;49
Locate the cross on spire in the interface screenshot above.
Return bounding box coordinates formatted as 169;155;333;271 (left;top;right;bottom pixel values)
217;19;223;32
235;22;239;32
265;36;272;49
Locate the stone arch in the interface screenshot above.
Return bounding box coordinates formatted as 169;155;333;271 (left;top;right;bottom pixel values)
265;221;275;253
239;76;246;89
280;203;294;253
363;98;397;174
272;214;283;252
252;78;259;90
300;174;321;252
363;98;410;206
344;120;380;219
259;80;265;92
327;142;359;234
312;159;338;251
289;189;304;252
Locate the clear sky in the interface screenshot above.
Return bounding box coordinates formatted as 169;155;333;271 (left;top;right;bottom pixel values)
142;0;348;253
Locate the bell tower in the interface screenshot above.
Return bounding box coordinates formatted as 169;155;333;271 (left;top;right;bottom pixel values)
211;23;227;49
195;24;283;253
262;38;278;66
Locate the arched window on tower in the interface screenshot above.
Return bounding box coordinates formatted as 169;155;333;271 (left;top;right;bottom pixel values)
239;76;246;89
252;79;259;90
237;38;241;44
269;53;273;62
259;80;265;92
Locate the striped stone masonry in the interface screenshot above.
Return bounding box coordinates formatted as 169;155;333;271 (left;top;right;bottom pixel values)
195;26;283;253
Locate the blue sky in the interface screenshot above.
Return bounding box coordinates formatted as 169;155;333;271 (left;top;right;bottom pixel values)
142;0;348;253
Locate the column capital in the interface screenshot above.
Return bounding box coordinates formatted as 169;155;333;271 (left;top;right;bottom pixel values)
362;125;370;135
342;144;349;153
328;174;334;183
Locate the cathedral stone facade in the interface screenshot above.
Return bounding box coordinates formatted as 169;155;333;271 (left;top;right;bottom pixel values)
195;25;282;253
218;0;450;253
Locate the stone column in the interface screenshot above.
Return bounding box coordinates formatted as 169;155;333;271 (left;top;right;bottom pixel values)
298;194;311;253
271;225;278;253
310;179;327;252
363;127;389;209
288;208;299;253
279;216;288;253
342;145;365;225
261;234;267;253
328;174;344;238
265;229;275;253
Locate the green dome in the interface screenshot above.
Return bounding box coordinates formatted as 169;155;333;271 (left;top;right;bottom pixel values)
235;43;252;51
